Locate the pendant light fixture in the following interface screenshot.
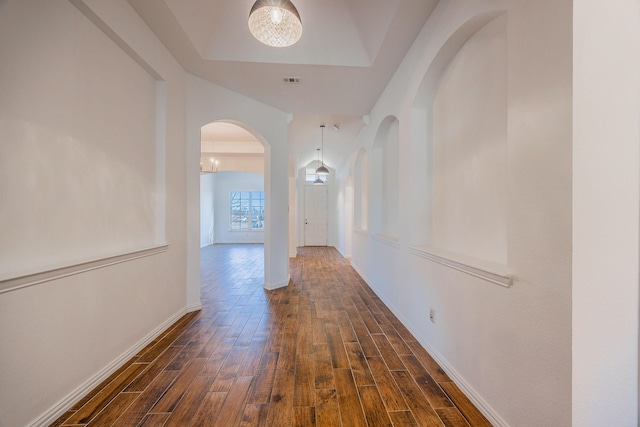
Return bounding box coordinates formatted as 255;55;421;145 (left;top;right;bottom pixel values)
248;0;303;48
313;148;324;185
315;125;330;175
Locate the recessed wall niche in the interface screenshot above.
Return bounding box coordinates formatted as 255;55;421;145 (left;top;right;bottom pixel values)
0;2;163;280
370;116;400;239
413;13;508;266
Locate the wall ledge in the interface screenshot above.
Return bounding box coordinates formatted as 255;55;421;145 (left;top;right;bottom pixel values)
408;245;512;288
0;244;169;294
372;233;401;248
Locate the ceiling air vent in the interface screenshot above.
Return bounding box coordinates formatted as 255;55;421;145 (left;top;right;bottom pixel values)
283;77;301;84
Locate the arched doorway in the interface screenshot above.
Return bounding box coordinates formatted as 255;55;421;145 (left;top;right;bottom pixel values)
199;121;266;248
185;86;291;310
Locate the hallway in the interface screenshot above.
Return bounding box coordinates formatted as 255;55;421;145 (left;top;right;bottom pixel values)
51;245;491;426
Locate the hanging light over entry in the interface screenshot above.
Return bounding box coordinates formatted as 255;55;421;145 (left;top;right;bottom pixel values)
248;0;303;48
313;148;324;185
315;125;330;175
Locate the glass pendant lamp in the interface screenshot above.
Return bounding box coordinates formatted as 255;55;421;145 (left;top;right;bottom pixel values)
248;0;303;47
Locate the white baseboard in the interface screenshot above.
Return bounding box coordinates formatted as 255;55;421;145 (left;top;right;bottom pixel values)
264;275;290;290
28;304;201;427
334;245;351;260
413;337;509;427
350;261;370;284
185;302;203;312
349;260;508;427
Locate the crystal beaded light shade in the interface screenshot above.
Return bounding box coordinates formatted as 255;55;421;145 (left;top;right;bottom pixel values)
248;0;302;48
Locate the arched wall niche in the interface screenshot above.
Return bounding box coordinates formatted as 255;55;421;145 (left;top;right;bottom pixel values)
353;148;368;230
411;11;508;266
371;116;400;239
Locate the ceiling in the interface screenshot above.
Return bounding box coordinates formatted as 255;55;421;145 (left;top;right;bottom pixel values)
128;0;438;170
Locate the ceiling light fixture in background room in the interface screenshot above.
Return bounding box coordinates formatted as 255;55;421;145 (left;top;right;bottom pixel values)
248;0;302;48
209;158;219;172
315;125;330;175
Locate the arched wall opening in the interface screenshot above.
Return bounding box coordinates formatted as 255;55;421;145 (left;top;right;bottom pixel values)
199;121;266;248
185;80;291;307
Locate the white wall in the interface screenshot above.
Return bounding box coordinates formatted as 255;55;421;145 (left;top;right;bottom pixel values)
345;1;573;425
0;0;158;278
573;0;640;425
213;172;265;244
0;1;190;426
288;175;298;257
200;173;215;247
334;173;353;259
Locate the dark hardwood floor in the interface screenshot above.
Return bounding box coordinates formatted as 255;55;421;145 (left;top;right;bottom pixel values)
50;245;492;426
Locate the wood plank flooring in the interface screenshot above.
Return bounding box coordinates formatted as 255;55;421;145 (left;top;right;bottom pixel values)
50;245;492;427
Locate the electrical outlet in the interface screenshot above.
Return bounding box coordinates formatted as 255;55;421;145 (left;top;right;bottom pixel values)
429;308;435;323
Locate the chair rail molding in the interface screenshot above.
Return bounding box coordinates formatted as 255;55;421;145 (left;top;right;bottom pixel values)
408;245;512;288
0;244;169;294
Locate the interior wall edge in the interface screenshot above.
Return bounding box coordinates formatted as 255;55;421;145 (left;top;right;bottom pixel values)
68;0;163;80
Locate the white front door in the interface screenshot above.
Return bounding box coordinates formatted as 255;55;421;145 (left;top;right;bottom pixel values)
304;185;328;246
